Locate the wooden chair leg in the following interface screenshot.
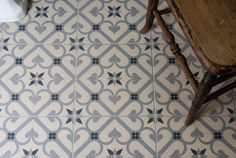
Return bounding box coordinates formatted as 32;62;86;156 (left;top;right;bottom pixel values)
140;0;158;34
153;10;199;92
203;80;236;104
185;73;216;126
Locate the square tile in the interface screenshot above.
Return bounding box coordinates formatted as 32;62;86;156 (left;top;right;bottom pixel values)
2;0;78;44
156;116;236;158
0;45;76;117
78;0;151;44
154;44;235;116
73;116;156;157
75;44;154;116
0;117;73;157
151;0;188;44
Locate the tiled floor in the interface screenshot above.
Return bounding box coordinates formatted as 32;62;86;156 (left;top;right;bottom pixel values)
0;0;235;157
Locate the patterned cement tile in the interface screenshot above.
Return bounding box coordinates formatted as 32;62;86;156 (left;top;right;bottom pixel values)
73;116;156;158
0;0;235;158
2;0;78;45
156;116;236;158
0;45;76;117
151;0;188;44
75;44;154;117
0;117;73;158
153;44;236;117
77;0;151;44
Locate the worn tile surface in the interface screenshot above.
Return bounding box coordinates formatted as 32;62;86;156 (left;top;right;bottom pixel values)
0;0;235;157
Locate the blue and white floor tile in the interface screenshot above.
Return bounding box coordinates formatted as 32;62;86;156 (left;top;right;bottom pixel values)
0;45;76;117
77;0;151;44
75;44;154;117
73;116;156;158
2;0;78;45
156;116;236;158
0;0;235;157
0;117;73;157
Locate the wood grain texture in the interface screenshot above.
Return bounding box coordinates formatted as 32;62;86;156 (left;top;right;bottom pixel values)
153;10;199;92
167;0;236;73
140;0;159;34
145;0;236;126
185;73;216;126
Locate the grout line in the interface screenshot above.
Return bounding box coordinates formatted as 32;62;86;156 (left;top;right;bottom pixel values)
0;23;6;44
0;42;188;46
1;113;233;118
0;42;73;46
0;39;189;46
0;114;157;119
71;118;75;158
0;115;73;119
150;32;159;158
0;114;234;119
71;1;80;157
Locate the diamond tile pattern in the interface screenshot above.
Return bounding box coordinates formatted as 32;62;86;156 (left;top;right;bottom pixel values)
0;0;235;157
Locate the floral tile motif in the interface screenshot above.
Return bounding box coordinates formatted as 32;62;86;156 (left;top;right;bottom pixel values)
151;0;188;44
77;0;151;44
2;0;77;45
156;116;236;158
75;44;154;116
0;0;235;157
0;45;76;117
154;44;235;116
0;117;73;158
73;116;156;158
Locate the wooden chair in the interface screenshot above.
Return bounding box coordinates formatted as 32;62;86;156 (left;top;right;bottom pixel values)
141;0;236;126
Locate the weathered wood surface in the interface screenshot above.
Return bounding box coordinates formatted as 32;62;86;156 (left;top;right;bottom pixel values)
167;0;236;73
